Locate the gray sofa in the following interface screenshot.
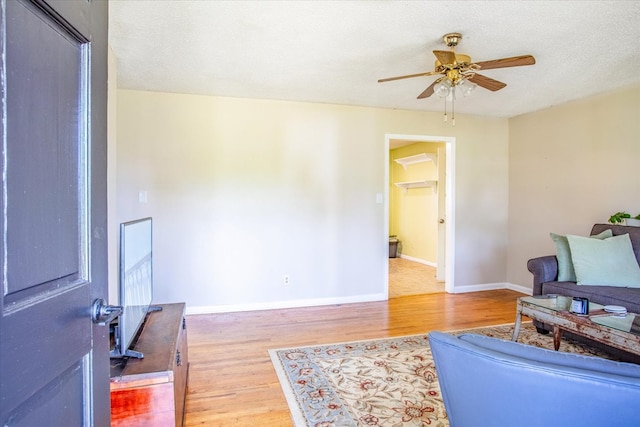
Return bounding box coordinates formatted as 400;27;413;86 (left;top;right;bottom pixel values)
527;223;640;359
429;331;640;427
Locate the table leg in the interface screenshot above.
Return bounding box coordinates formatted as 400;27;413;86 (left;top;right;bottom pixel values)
512;300;523;342
553;326;562;351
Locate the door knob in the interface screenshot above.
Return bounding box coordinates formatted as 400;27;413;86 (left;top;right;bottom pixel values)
439;219;445;224
91;298;122;325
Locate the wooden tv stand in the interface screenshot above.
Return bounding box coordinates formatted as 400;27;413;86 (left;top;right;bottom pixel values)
110;303;189;426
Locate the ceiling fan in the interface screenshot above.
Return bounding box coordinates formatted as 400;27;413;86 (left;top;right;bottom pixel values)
378;32;535;99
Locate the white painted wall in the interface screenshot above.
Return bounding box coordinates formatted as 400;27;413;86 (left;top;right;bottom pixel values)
115;90;510;312
508;84;640;289
107;48;118;304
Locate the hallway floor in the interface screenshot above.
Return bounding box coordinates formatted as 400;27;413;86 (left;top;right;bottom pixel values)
389;257;444;298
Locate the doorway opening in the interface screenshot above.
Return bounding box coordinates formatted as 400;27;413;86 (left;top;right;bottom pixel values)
384;134;455;297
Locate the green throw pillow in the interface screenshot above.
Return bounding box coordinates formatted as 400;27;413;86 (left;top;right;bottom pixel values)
566;233;640;287
550;229;612;282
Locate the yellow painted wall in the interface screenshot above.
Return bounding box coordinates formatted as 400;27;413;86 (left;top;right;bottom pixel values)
390;142;444;263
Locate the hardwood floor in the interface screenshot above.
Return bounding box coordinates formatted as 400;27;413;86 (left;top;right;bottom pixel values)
183;289;525;426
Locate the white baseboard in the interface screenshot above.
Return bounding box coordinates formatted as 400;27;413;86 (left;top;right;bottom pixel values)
186;283;532;315
398;254;436;268
452;282;532;295
506;282;533;295
186;292;388;315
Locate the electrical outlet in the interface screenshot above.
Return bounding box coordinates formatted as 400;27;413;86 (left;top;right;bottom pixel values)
283;275;290;286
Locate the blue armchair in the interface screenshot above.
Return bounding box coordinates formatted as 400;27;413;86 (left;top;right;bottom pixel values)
428;331;640;427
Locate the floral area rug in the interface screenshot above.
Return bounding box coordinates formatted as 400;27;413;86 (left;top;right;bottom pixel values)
269;322;617;427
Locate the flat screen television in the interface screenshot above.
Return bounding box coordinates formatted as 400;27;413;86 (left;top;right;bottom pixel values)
110;217;160;358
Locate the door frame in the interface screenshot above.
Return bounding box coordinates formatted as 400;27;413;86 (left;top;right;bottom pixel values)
384;133;455;294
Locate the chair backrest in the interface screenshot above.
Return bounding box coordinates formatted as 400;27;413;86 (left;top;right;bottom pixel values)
428;331;640;427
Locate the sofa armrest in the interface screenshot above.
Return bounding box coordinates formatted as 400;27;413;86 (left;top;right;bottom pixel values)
527;255;558;295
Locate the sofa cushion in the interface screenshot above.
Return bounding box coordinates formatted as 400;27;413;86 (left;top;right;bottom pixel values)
567;233;640;287
541;281;640;312
550;229;612;282
591;223;640;263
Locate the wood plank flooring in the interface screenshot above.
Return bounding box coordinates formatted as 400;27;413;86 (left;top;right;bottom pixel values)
183;289;526;426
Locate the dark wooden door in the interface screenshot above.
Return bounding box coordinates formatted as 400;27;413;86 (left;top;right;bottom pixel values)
0;0;109;425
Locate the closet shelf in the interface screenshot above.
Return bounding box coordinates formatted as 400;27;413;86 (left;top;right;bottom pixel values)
394;180;438;192
394;153;437;170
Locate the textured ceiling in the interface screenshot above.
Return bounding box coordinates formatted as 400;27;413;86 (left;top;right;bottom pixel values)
109;1;640;118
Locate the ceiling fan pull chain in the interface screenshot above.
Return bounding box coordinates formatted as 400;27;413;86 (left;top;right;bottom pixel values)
444;97;448;123
452;91;456;126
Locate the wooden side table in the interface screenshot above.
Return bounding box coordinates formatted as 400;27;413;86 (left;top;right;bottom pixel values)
110;303;189;426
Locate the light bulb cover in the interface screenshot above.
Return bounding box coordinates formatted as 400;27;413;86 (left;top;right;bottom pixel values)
434;78;453;98
457;78;477;97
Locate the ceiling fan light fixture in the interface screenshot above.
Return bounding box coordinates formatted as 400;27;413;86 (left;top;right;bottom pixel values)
377;31;535;126
457;78;477;97
434;78;452;98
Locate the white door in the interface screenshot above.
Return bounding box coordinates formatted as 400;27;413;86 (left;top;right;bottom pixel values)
436;146;446;281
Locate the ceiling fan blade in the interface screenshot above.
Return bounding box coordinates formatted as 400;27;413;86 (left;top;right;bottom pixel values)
417;80;439;99
378;71;439;83
468;73;507;91
474;55;535;71
433;50;456;65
